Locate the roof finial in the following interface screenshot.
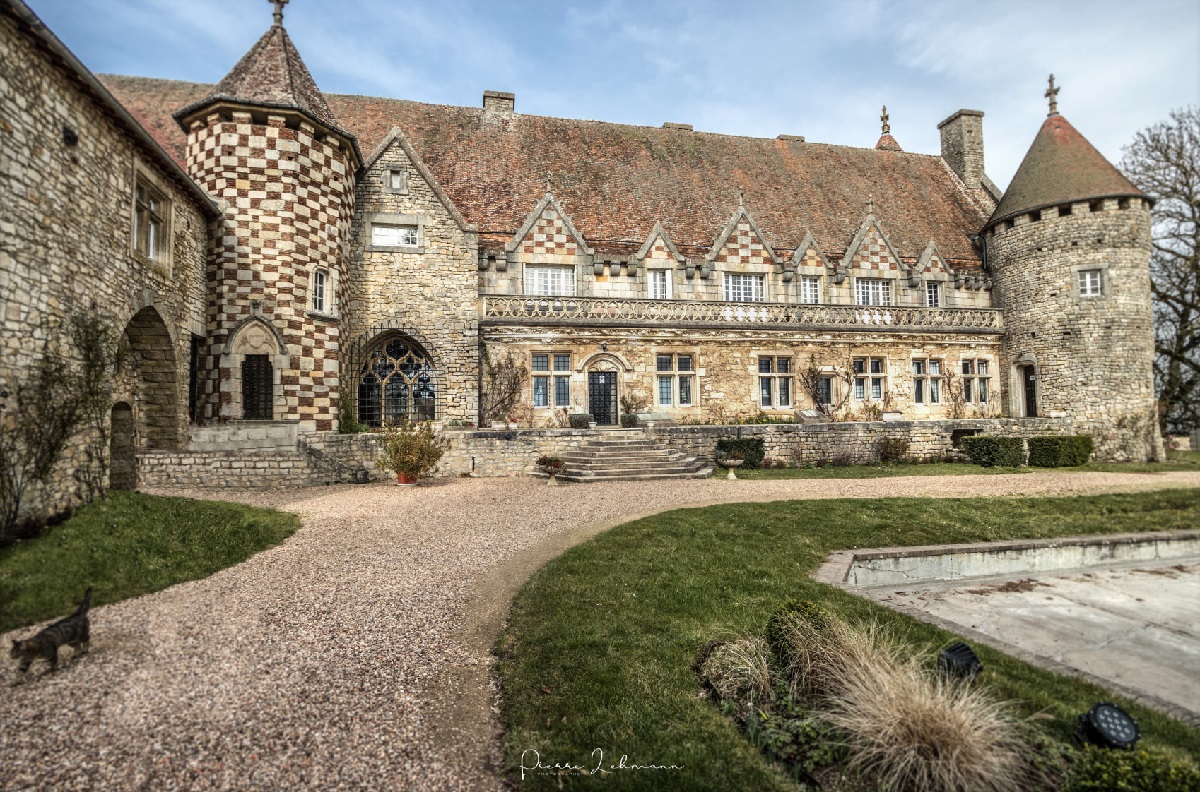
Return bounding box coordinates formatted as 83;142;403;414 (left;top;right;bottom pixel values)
738;187;745;207
546;176;552;194
881;105;890;135
867;193;874;215
271;0;289;26
1045;73;1060;117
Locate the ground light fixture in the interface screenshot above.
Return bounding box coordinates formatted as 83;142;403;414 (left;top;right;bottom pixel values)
1073;702;1141;750
937;641;983;680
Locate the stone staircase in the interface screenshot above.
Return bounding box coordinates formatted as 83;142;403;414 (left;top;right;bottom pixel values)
550;431;712;483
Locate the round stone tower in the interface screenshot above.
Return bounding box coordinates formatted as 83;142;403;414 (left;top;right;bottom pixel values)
174;6;361;432
985;78;1161;460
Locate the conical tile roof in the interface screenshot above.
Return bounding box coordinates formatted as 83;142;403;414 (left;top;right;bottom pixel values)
988;114;1144;227
177;23;339;130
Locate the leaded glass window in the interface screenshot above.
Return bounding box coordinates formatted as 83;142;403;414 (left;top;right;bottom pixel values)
357;335;436;426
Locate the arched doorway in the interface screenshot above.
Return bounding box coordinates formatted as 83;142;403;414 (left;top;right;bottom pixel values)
356;333;438;426
109;402;136;490
1020;364;1038;418
122;306;180;450
586;359;620;426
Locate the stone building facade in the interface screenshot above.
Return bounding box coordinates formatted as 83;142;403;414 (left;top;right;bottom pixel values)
0;0;1163;513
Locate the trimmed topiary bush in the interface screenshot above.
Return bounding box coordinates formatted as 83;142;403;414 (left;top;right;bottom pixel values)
1065;746;1200;792
715;437;766;468
568;413;593;429
961;436;1024;467
619;413;639;428
1028;435;1095;467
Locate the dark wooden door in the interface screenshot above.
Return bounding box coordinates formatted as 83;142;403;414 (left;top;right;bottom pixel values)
242;354;273;420
588;371;617;425
1022;365;1038;418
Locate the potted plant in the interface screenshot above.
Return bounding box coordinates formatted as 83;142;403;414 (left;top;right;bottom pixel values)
716;449;745;480
536;455;566;484
377;421;451;485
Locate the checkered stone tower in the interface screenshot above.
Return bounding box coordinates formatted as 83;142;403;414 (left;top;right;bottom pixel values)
174;2;360;431
985;78;1161;460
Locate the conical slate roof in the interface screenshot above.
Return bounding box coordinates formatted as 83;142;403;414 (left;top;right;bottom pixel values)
176;23;340;130
988;114;1144;227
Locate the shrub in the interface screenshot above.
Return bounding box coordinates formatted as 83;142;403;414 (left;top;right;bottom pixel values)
747;699;846;777
961;436;1024;467
766;602;897;703
877;436;911;463
822;647;1025;792
376;421;451;479
1064;746;1200;792
619;413;639;428
535;455;564;474
698;637;775;707
1028;435;1094;467
568;413;592;429
715;437;766;468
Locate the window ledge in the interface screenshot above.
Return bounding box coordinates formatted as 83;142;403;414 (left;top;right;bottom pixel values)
368;244;425;254
306;310;339;322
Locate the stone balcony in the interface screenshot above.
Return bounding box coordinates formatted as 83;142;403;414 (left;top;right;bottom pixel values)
480;295;1003;333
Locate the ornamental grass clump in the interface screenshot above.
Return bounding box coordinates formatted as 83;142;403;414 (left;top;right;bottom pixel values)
820;637;1025;792
698;637;775;709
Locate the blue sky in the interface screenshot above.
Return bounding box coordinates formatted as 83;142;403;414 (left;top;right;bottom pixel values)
24;0;1200;190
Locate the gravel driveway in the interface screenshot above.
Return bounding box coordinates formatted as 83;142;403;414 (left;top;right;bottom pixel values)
3;471;1198;790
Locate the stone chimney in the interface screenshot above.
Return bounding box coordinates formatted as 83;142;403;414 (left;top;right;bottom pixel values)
938;109;986;189
483;90;515;113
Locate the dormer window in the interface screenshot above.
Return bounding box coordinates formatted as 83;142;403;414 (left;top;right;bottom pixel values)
800;275;821;304
855;278;892;306
926;282;942;307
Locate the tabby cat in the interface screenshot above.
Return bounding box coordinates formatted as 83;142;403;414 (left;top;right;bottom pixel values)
9;587;93;676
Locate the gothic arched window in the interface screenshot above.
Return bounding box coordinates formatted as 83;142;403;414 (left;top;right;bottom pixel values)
357;335;436;426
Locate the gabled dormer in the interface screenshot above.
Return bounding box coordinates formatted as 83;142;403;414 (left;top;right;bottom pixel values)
840;208;910;307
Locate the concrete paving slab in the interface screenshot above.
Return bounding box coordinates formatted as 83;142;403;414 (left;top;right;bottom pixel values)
859;560;1200;723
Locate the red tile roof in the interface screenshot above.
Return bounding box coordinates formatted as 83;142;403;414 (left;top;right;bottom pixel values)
988;114;1145;228
100;75;989;270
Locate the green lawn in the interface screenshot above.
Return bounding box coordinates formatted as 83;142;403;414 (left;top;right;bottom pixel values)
735;449;1200;480
497;490;1200;791
0;491;299;633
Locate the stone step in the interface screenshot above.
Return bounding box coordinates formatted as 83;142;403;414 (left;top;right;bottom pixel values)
557;451;686;462
555;468;713;483
564;460;699;474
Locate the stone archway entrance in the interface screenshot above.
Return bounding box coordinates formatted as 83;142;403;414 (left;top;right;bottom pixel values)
109;402;136;490
586;360;619;426
123;306;180;450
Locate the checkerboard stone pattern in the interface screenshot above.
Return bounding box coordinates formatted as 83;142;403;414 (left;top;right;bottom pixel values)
521;207;579;256
715;220;772;267
186;111;355;432
852;227;900;271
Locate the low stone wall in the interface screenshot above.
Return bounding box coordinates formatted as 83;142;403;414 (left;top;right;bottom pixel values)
188;421;299;452
138;418;1080;489
654;417;1075;467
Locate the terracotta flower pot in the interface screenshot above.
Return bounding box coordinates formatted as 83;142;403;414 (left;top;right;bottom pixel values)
395;471;418;486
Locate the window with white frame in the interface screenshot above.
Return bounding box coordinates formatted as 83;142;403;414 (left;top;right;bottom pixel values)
723;273;765;302
656;353;695;407
371;223;419;247
312;268;329;313
648;269;671;299
960;359;990;404
852;356;887;401
134;178;168;262
531;352;572;408
524;266;576;296
855;278;893;306
1078;269;1103;297
800;275;821;305
758;356;792;409
926;282;942;307
912;358;942;404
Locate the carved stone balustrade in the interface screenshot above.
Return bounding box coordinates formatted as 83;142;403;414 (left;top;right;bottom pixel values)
480;296;1003;334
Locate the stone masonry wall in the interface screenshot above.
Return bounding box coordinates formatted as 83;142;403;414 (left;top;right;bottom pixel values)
989;197;1161;460
345;138;480;424
482;325;1003;426
1;9;209;520
184;110;355;432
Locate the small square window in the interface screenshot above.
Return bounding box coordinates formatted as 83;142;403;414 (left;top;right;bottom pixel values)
657;354;673;372
676;355;693;372
384;169;408;194
532;354;549;372
1078;269;1103;297
553;353;571;372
